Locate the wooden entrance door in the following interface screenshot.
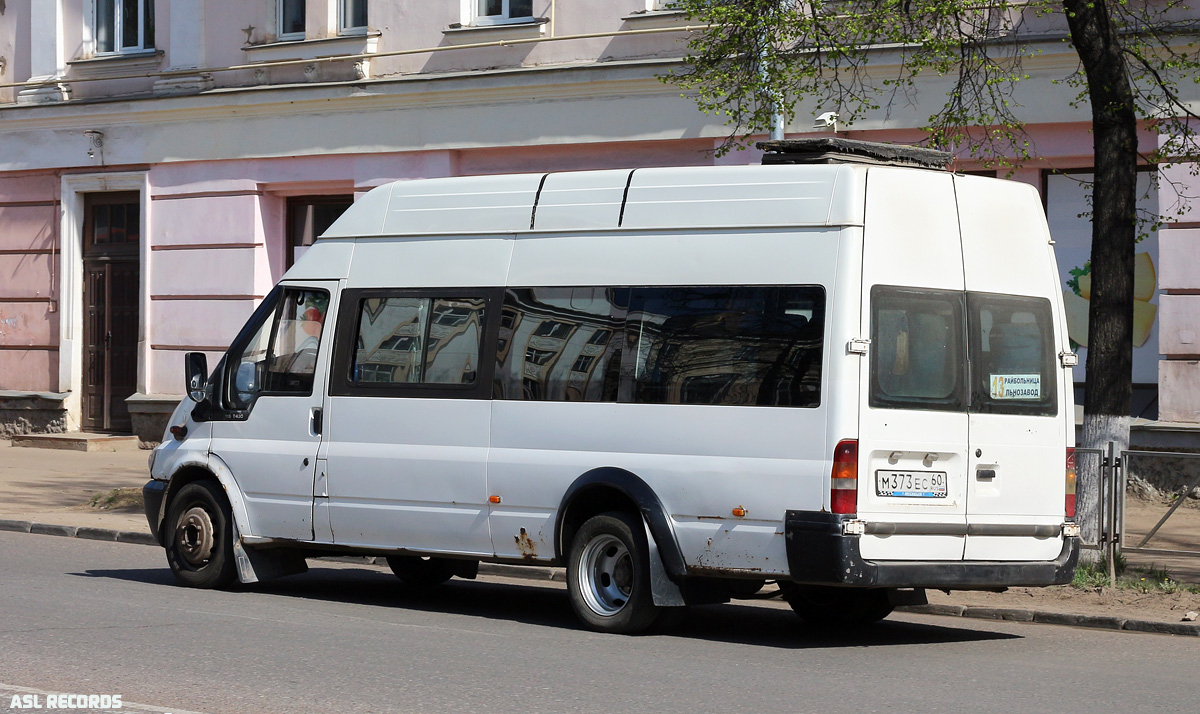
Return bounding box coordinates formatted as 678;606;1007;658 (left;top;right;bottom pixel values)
82;192;140;433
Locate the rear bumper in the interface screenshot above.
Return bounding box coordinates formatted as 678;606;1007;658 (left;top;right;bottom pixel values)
784;510;1079;589
142;479;167;547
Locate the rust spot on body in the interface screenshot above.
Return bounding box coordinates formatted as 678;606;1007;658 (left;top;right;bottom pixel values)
688;565;766;575
514;527;537;559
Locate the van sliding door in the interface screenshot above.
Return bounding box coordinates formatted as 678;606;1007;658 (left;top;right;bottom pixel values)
322;289;496;555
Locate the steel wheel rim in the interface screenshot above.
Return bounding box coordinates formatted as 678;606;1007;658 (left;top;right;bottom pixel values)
578;533;634;616
176;505;216;568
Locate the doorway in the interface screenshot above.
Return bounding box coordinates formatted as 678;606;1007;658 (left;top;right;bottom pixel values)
81;192;140;432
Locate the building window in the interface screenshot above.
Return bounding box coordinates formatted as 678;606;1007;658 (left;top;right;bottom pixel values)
279;0;306;40
286;196;353;268
475;0;534;25
95;0;155;54
341;0;368;33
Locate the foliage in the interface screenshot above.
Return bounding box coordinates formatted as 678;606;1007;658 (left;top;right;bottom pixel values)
87;487;144;511
1066;261;1092;296
667;0;1200;168
1072;554;1200;593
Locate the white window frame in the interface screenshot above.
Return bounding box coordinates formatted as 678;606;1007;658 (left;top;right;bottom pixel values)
472;0;536;27
93;0;153;55
278;0;307;41
340;0;368;35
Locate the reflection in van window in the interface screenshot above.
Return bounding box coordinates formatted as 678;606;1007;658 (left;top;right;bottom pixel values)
870;287;966;411
628;286;824;407
497;286;824;407
352;297;485;385
495;288;627;402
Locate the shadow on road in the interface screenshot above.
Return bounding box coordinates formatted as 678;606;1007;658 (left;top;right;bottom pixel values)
71;567;179;587
77;563;1019;649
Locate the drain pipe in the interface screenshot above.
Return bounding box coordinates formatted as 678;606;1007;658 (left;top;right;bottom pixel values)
760;23;784;141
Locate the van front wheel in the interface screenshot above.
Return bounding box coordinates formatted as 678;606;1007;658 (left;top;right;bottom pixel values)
567;512;659;634
164;480;238;589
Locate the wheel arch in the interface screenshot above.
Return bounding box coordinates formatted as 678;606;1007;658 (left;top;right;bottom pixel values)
157;453;253;544
554;467;686;579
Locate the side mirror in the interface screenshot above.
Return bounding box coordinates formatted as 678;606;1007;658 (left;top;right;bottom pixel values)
185;352;209;404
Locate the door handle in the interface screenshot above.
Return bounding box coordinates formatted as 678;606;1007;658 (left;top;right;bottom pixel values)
311;407;323;435
976;468;997;480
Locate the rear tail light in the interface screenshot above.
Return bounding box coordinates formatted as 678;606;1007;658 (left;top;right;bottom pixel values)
1065;447;1077;518
831;439;859;515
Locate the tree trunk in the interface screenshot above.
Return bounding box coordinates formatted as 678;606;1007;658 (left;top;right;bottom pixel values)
1062;0;1139;564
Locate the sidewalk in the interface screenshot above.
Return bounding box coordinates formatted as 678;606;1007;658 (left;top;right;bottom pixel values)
0;439;149;533
2;439;1197;636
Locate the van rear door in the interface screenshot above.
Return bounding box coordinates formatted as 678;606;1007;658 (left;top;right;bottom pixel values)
857;168;968;561
956;176;1070;561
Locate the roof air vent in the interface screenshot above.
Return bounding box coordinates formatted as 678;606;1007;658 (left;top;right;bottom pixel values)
757;138;952;170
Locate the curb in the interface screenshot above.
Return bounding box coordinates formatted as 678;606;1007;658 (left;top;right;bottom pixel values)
896;604;1200;637
0;518;158;546
5;520;1196;636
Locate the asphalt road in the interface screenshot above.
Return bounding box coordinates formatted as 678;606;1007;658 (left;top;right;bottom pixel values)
1;532;1196;714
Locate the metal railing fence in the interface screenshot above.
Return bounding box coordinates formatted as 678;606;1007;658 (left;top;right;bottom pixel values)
1077;444;1200;586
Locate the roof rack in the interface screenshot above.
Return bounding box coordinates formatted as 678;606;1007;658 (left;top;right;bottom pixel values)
757;138;952;170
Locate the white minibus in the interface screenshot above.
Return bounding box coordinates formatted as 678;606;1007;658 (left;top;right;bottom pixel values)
144;139;1080;634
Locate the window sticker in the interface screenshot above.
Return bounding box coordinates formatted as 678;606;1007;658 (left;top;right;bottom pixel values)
990;374;1041;400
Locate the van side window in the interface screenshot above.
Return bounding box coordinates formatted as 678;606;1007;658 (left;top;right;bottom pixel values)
870;286;967;412
968;293;1057;416
495;288;628;402
627;286;824;407
496;285;824;407
225;288;330;410
351;296;485;385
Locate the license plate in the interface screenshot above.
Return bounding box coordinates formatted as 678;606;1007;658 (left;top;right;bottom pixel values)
875;470;948;498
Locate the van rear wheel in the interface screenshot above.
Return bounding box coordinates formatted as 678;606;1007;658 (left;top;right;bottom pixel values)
567;512;660;634
385;555;455;587
781;585;893;627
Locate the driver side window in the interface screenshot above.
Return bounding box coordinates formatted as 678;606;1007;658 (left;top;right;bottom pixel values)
226;288;330;410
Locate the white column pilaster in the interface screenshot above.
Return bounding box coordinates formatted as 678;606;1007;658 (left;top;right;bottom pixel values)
18;0;70;103
154;1;214;94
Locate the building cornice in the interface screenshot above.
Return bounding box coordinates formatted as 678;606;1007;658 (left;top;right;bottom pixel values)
0;58;690;130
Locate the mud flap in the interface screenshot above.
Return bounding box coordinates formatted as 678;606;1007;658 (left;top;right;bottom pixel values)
233;539;257;584
233;537;308;584
645;521;685;607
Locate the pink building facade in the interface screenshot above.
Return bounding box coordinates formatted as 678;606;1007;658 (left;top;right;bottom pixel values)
0;1;1197;439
